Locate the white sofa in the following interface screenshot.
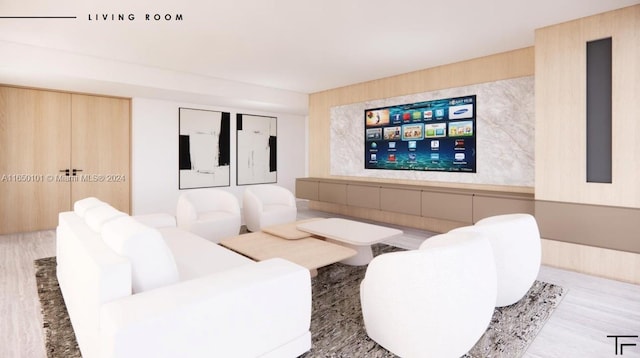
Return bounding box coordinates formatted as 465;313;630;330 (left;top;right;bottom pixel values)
56;197;312;358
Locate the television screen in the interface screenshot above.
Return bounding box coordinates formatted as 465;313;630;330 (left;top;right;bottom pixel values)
364;95;476;173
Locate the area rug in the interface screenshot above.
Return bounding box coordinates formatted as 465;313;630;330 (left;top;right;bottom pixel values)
300;245;567;357
35;245;565;358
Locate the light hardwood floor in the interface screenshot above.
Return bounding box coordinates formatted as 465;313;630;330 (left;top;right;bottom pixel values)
2;206;639;358
1;230;55;358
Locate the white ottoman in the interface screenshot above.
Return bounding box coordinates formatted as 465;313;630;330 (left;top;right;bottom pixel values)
452;213;541;307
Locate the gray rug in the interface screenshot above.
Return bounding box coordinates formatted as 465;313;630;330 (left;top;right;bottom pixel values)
35;245;565;358
35;257;81;358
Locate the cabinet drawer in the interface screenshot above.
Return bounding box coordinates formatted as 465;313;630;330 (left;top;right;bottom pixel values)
380;188;420;216
422;191;472;223
347;184;380;209
318;182;347;205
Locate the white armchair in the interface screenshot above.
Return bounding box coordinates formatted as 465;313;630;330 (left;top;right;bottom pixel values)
176;189;241;243
360;231;497;358
451;213;542;307
242;185;297;232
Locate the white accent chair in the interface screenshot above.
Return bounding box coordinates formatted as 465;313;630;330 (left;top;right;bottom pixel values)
176;189;241;243
360;231;497;358
242;185;297;232
451;213;542;307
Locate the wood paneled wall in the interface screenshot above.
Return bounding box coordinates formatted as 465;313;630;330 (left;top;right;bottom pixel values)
533;5;640;284
535;5;640;208
305;6;640;284
308;47;535;178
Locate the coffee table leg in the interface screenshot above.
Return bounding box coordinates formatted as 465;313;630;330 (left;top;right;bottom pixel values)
326;239;372;266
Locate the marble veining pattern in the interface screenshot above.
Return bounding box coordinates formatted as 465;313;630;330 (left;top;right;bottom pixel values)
330;76;535;187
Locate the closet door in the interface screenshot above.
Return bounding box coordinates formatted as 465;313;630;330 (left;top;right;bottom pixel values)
70;94;130;213
0;86;71;234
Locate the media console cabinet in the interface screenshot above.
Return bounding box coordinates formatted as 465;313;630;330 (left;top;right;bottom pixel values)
295;177;534;233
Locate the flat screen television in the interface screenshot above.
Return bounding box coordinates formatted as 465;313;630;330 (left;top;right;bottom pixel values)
364;94;476;173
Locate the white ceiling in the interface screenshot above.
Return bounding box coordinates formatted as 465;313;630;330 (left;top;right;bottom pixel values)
0;0;638;94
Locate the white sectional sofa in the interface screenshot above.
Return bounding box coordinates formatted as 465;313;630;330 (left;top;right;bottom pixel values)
56;197;312;358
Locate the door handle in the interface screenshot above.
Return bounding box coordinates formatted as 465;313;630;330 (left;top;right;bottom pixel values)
59;169;70;176
72;169;83;176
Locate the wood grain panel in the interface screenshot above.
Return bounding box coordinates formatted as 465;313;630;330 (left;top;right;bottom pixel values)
346;184;380;209
71;94;131;213
535;4;640;208
541;238;640;285
421;190;472;223
321;175;534;194
380;187;421;216
0;86;71;234
472;194;535;223
295;178;319;200
318;182;347;205
536;200;640;254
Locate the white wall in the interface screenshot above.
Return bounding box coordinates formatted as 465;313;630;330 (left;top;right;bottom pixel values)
0;41;309;217
0;41;308;116
132;98;307;216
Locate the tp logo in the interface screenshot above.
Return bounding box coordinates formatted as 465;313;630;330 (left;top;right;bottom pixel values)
607;335;638;355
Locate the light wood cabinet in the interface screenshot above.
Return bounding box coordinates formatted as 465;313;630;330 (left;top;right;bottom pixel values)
0;86;130;234
296;177;534;232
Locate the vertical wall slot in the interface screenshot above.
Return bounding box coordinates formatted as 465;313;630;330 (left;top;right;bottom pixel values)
586;37;612;183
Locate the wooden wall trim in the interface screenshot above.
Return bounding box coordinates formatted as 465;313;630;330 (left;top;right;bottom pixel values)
542;239;640;285
534;5;640;208
0;83;131;100
536;200;640;254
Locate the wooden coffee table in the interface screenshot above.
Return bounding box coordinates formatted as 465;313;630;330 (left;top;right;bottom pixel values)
219;230;357;276
261;217;325;240
297;218;403;266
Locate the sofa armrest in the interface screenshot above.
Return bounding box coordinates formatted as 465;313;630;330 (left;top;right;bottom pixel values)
98;258;311;358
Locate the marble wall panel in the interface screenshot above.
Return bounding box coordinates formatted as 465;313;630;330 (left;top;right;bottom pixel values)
330;76;534;187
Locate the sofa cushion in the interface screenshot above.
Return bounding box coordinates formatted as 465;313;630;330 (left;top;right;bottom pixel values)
84;205;126;232
74;197;107;218
133;213;177;229
102;216;180;293
159;227;253;281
